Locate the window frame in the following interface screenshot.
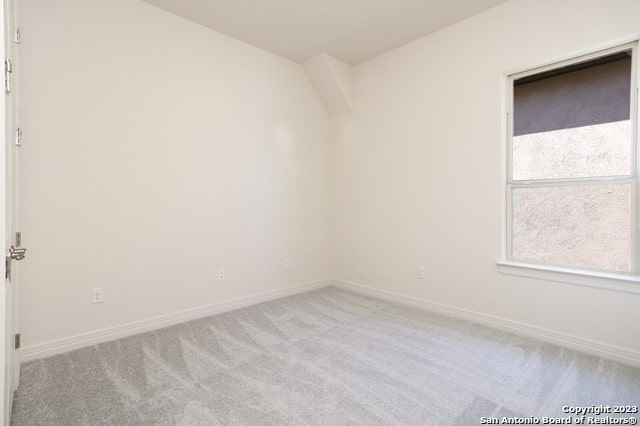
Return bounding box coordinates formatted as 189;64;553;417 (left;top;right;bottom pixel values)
500;40;640;290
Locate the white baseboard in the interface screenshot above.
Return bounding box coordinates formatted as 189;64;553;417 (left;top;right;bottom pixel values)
331;279;640;368
20;279;330;362
21;277;640;368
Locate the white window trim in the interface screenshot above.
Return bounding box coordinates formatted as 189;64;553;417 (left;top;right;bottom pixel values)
498;39;640;292
497;260;640;294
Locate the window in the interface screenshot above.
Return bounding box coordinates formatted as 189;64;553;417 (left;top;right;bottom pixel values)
504;42;639;279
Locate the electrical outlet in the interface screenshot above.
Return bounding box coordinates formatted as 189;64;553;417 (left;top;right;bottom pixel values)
217;268;225;282
92;287;104;304
284;258;291;271
417;266;425;280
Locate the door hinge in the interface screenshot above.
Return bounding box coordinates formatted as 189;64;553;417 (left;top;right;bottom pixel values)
16;232;22;247
14;334;20;350
4;59;12;94
14;28;20;44
5;255;10;281
15;127;22;147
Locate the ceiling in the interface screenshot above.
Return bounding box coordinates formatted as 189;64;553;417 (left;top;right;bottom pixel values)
140;0;509;65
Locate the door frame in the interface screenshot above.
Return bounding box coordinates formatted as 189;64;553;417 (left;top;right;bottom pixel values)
2;0;18;423
0;0;8;417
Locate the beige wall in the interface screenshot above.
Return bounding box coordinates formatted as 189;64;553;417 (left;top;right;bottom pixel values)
18;0;640;356
19;0;330;347
331;0;640;352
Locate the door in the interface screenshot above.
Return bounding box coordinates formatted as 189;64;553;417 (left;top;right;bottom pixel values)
2;0;20;423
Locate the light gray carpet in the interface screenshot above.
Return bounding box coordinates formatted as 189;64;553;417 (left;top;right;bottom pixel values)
11;287;640;425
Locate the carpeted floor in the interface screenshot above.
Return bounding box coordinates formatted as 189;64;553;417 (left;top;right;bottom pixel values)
11;287;640;425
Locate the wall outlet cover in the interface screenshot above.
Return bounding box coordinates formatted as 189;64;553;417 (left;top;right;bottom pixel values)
92;287;104;304
417;266;425;279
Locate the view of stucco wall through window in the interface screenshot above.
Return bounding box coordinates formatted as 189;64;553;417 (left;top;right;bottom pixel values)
512;120;631;271
511;52;632;272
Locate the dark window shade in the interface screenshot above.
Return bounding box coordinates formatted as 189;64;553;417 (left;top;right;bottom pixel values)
513;54;631;137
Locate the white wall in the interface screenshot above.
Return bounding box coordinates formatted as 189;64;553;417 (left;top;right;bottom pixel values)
18;0;640;359
331;0;640;353
19;0;330;348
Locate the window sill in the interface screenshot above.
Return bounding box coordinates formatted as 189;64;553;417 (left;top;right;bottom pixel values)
496;260;640;294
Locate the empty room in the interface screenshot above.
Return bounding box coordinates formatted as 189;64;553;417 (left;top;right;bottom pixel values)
1;0;639;424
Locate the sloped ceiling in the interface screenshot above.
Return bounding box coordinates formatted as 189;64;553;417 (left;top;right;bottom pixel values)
140;0;510;65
